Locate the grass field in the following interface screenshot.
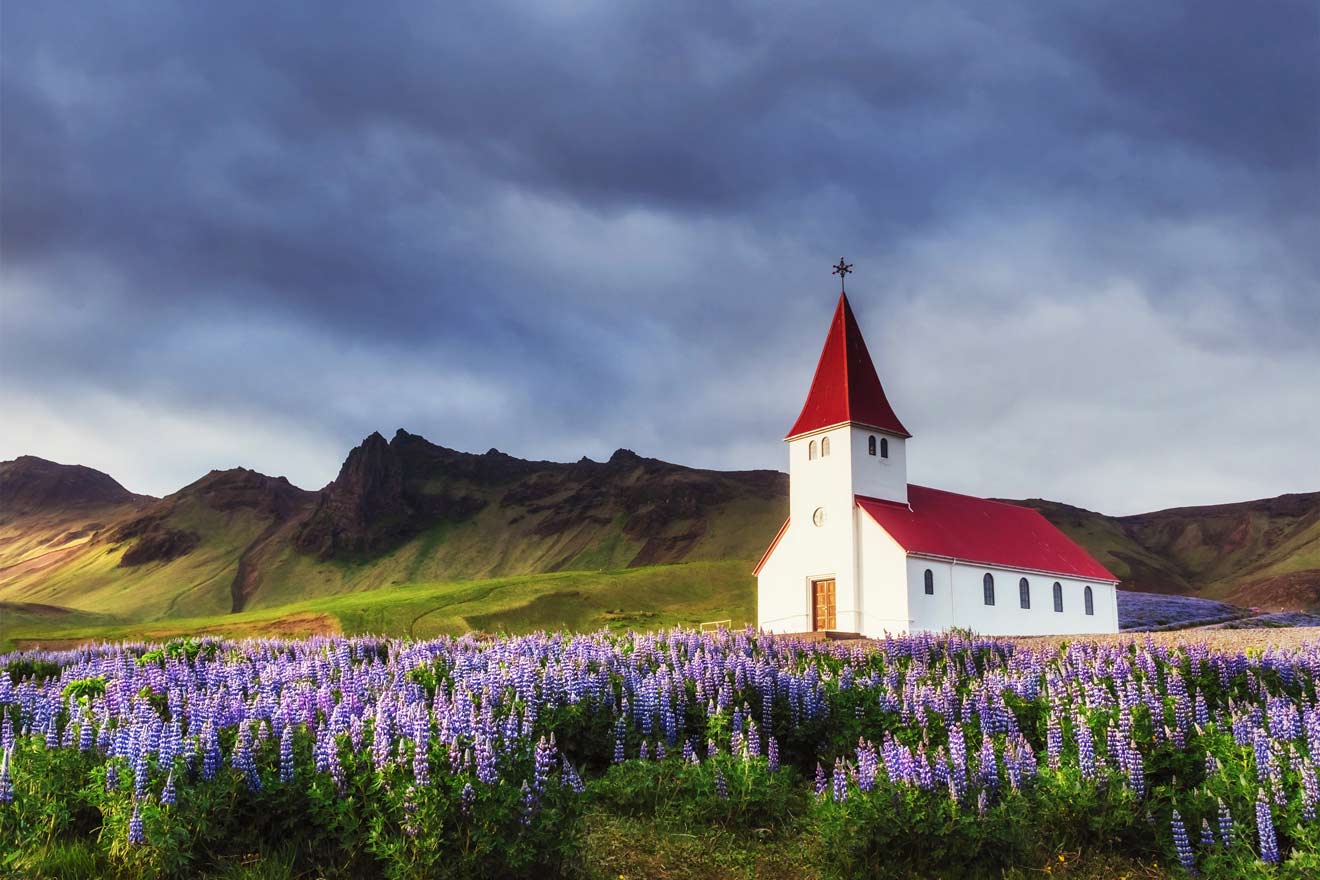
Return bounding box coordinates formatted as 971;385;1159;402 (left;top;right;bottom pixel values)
0;560;755;651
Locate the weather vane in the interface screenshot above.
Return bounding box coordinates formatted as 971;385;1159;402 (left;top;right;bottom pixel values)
831;257;853;292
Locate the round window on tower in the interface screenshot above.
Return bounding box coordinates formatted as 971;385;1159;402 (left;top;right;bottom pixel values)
812;507;826;527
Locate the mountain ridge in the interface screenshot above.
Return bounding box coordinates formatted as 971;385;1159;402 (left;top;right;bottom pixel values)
3;439;1317;624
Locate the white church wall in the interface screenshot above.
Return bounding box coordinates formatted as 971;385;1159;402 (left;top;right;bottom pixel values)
758;425;866;633
849;428;907;504
905;557;1118;635
755;511;860;633
856;511;912;637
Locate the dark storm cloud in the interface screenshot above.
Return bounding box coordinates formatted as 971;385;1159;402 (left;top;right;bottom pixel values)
2;1;1317;510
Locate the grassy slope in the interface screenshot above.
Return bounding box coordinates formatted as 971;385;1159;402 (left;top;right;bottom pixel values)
0;560;755;651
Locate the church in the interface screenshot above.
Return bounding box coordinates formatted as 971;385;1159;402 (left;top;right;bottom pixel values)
755;277;1120;638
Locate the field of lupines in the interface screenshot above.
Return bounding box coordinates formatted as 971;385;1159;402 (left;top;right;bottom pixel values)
2;628;1319;878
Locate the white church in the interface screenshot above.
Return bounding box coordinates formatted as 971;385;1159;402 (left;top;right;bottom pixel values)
755;284;1120;638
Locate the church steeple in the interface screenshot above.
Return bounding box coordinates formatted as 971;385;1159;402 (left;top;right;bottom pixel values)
786;292;910;440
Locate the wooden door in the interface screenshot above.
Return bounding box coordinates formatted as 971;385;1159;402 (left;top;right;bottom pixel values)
812;578;836;631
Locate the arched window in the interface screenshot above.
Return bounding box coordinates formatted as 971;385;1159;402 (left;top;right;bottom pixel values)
1052;582;1063;613
1084;585;1094;616
809;440;817;460
821;436;831;457
1019;577;1031;609
880;438;889;459
923;568;934;595
983;573;995;605
868;435;877;456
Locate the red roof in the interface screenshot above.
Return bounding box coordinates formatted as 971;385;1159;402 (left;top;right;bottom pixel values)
857;486;1118;581
786;292;910;440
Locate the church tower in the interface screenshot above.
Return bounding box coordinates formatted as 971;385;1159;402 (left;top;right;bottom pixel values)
785;290;910;520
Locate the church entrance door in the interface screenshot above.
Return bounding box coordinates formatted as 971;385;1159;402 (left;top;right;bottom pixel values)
811;578;836;631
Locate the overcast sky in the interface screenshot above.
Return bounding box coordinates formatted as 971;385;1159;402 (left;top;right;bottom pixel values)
2;2;1317;515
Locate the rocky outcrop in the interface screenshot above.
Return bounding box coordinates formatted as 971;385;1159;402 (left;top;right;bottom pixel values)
294;431;486;559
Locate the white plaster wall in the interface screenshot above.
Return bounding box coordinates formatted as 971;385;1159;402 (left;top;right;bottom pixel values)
904;556;1119;635
857;510;912;637
759;426;861;633
849;428;907;504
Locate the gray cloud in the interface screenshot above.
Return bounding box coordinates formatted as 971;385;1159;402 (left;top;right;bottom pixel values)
2;1;1317;513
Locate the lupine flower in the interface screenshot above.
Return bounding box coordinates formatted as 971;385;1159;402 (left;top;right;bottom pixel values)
1199;818;1215;849
714;767;729;799
1256;791;1279;864
0;748;12;804
161;769;176;806
1217;800;1233;848
814;762;827;797
832;758;848;803
767;736;780;773
1171;810;1194;875
461;781;477;814
128;802;145;846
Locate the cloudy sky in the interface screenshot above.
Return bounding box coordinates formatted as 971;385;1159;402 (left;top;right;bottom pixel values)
2;2;1317;515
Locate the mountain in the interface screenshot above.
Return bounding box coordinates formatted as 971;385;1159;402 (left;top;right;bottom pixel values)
1011;493;1320;612
3;439;1317;630
0;432;787;620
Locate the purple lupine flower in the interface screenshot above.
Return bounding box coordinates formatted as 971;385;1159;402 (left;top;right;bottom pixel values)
1256;791;1279;864
832;757;848;803
402;785;419;838
682;739;697;765
1171;810;1195;875
280;725;295;784
714;767;729;799
639;740;650;762
613;719;626;764
0;748;12;804
1199;818;1216;849
160;769;176;806
1045;713;1062;771
128;802;145;846
767;736;780;773
461;781;476;814
560;758;585;794
655;739;666;761
856;739;878;793
814;762;828;797
1301;759;1319;821
1217;800;1233;848
533;735;556;793
520;780;536;825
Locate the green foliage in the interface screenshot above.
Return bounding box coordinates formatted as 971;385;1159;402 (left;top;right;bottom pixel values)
4;658;62;684
61;676;106;704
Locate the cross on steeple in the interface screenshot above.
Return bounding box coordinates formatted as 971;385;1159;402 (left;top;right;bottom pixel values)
831;257;853;292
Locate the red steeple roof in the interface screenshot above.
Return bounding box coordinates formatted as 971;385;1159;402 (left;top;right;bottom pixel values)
786;292;910;440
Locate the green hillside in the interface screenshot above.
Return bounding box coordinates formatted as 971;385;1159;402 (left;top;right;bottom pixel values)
0;560;754;651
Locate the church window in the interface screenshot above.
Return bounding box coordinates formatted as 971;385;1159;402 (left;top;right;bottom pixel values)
983;573;995;605
809;440;817;460
821;436;831;457
1053;582;1063;612
1084;586;1094;616
812;507;826;528
868;435;876;456
923;568;934;595
1019;577;1030;609
880;438;889;458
